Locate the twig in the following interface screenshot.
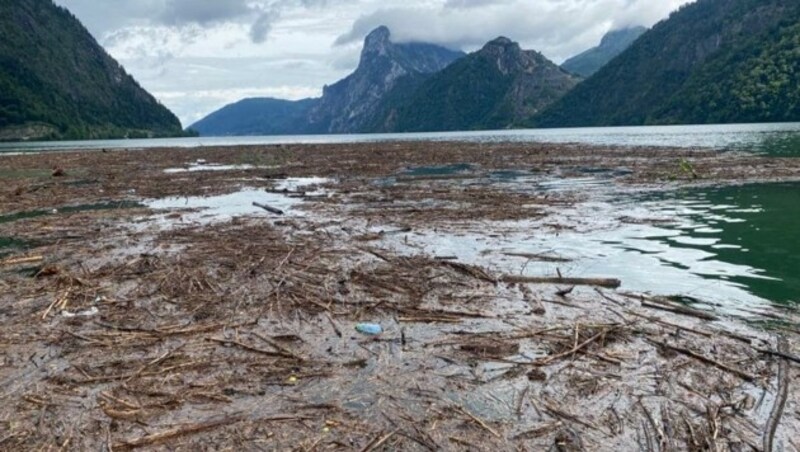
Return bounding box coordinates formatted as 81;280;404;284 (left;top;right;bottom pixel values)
535;327;617;366
360;429;399;452
114;414;245;449
763;337;790;452
456;407;501;438
757;346;800;365
326;313;343;338
542;399;598;431
649;339;757;382
209;337;299;360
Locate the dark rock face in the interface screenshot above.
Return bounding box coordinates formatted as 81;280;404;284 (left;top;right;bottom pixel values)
562;27;647;77
307;26;465;133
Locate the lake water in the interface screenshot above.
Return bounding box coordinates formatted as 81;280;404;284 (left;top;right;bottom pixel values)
378;179;800;316
2;122;799;314
2;122;800;156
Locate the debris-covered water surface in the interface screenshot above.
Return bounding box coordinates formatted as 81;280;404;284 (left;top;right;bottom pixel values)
1;141;800;450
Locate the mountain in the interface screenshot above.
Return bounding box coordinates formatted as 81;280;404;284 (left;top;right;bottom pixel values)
535;0;800;128
189;98;318;136
307;26;465;134
192;26;465;136
367;37;580;132
561;26;647;77
0;0;185;141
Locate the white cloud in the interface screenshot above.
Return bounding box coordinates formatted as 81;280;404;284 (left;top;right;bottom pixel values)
336;0;694;60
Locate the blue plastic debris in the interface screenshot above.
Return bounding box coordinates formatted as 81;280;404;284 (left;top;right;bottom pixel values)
355;323;383;336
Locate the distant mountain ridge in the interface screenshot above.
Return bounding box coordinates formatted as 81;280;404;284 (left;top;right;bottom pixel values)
190;98;317;137
561;26;647;77
307;26;466;133
535;0;800;127
0;0;185;141
368;37;580;132
191;27;465;136
192;29;579;136
196;0;800;136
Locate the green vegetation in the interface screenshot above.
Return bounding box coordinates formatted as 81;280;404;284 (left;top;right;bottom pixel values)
534;0;800;128
657;21;800;124
0;0;186;141
376;56;514;132
369;38;579;133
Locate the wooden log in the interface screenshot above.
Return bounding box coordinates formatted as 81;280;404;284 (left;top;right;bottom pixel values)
502;275;621;289
252;202;284;215
763;337;790;452
1;255;44;267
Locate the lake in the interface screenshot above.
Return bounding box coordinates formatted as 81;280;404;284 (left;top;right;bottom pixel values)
2;122;800;314
2;122;800;156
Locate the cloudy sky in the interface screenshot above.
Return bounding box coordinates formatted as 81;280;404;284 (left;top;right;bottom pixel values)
55;0;693;127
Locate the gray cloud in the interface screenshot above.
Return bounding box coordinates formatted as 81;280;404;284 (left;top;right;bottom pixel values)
334;0;693;61
443;0;509;9
159;0;251;25
250;9;281;43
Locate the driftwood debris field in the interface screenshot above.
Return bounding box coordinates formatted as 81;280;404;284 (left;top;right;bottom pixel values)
1;142;800;450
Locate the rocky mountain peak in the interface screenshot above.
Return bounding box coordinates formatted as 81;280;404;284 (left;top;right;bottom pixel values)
362;25;392;56
308;26;465;133
484;36;517;48
480;37;535;75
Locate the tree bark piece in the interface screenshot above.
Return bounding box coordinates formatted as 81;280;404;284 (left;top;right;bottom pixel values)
502;275;621;289
252;202;284;215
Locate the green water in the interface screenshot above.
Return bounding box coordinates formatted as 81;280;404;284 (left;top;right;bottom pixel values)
0;201;143;224
403;163;474;177
641;182;800;305
0;236;31;259
742;132;800;157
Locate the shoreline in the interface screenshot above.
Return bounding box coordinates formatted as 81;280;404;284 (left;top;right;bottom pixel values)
2;141;800;449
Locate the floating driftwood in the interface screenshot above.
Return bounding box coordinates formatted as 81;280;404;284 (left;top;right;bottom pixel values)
503;252;572;263
1;255;43;267
502;275;621;289
619;292;719;321
764;337;790;452
252;202;284;215
649;339;757;382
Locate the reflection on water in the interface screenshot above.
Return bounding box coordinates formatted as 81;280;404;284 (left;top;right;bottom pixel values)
380;180;799;316
3;122;800;156
143;178;330;226
630;183;800;305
